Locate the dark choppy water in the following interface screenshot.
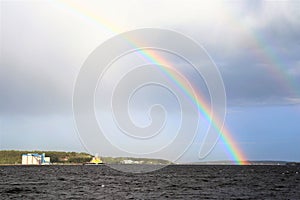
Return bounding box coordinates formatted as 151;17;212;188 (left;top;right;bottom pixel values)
1;165;300;199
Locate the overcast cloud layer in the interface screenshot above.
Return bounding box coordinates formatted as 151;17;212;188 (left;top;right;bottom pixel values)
1;1;300;117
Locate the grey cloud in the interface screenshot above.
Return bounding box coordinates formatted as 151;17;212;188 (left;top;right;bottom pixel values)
0;2;100;115
1;0;300;118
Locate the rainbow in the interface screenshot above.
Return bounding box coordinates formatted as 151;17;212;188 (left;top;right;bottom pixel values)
138;50;249;165
55;0;249;165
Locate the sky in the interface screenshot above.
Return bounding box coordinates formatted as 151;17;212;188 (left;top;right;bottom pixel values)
0;0;300;163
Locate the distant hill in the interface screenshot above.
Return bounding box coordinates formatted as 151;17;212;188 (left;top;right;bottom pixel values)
2;151;296;166
0;150;92;164
184;160;292;165
101;157;172;165
0;150;172;165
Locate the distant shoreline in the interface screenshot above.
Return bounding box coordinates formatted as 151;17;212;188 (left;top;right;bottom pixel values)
1;150;299;166
1;163;299;167
0;150;171;165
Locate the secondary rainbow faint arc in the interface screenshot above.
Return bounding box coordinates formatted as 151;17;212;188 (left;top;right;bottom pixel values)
56;0;249;165
222;6;299;98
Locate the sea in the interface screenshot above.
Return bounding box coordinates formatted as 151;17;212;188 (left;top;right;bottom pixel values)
1;165;299;199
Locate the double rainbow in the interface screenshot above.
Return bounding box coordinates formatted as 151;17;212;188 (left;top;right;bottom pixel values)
56;0;249;165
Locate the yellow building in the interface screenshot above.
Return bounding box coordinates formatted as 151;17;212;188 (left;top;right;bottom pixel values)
89;156;103;164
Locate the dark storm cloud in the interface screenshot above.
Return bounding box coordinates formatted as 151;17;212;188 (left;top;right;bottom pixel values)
204;1;300;106
214;40;300;106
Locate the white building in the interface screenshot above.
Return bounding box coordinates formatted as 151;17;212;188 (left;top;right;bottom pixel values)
121;159;143;164
22;153;50;165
